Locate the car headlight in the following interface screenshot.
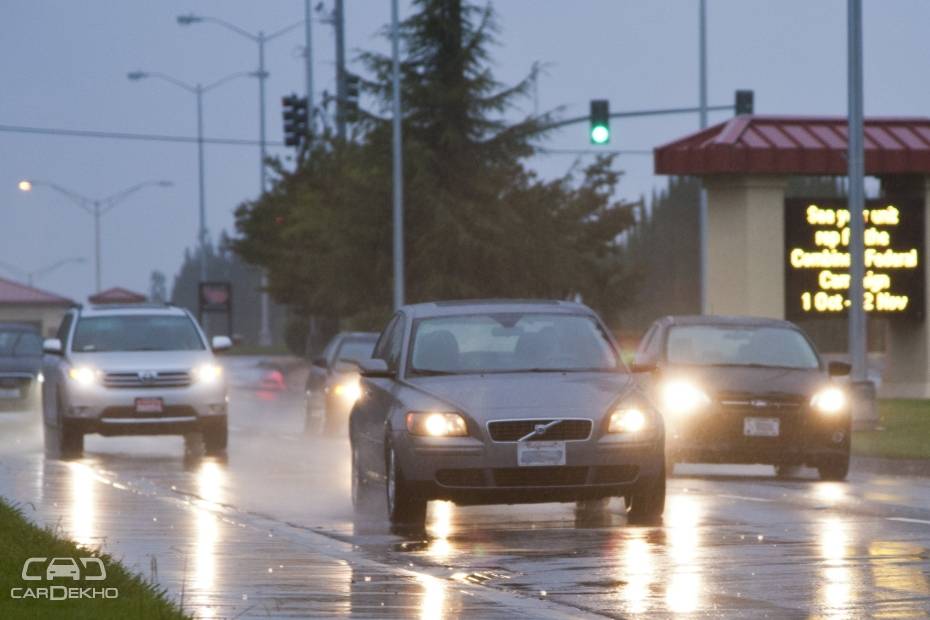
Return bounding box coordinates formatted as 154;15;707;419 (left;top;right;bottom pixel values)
332;378;362;404
36;372;45;384
406;412;468;437
67;366;99;386
193;363;223;384
608;407;649;433
811;386;846;415
661;380;711;416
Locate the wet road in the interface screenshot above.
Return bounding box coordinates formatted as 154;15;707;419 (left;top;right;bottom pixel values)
1;358;930;618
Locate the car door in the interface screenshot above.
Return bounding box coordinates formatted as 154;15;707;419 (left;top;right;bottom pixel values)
353;315;405;478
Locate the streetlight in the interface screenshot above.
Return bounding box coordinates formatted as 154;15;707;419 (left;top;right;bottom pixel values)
18;180;172;292
128;69;252;283
0;257;86;287
177;12;304;346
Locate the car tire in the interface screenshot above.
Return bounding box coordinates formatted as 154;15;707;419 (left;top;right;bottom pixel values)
385;440;426;527
817;453;850;481
203;418;228;456
626;465;666;525
351;442;378;512
775;464;802;479
47;393;83;458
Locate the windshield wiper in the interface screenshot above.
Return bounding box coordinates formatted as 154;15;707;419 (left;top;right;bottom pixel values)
411;368;458;376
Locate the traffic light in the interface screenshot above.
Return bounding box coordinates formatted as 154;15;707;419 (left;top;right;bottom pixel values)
344;73;361;122
735;90;754;116
589;99;610;145
281;94;309;148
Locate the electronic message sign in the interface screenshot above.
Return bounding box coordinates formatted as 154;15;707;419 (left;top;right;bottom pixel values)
785;198;924;321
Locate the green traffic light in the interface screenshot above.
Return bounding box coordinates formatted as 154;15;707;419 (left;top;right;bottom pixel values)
590;124;610;145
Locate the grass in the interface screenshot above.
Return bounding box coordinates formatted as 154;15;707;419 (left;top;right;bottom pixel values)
0;500;187;620
853;399;930;460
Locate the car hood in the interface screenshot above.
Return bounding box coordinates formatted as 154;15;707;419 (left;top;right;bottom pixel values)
404;372;635;420
68;350;215;371
665;364;827;397
0;356;41;374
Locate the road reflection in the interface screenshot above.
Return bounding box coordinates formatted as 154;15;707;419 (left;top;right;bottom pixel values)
425;500;455;561
818;516;856;619
665;493;703;614
187;458;226;618
67;460;98;548
617;528;656;614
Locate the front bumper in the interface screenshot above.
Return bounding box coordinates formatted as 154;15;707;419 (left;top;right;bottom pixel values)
63;381;227;437
392;430;664;505
667;405;850;466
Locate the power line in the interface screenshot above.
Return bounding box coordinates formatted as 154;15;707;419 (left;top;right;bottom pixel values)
0;123;285;147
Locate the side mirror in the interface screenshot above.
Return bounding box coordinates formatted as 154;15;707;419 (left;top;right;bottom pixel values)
312;356;328;369
828;361;851;377
359;358;392;378
211;335;233;352
43;338;63;355
629;362;657;374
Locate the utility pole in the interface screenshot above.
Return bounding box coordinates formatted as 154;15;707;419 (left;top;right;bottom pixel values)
847;0;874;426
698;0;709;314
391;0;404;309
196;86;207;282
335;0;347;140
305;0;314;130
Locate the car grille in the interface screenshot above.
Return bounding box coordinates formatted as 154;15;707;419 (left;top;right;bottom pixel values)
0;374;33;389
493;466;588;487
717;393;804;414
487;419;592;442
100;405;198;420
102;371;191;389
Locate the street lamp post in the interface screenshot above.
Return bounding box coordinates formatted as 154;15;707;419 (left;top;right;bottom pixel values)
391;0;404;310
127;70;252;282
18;180;172;292
177;13;304;346
0;257;86;287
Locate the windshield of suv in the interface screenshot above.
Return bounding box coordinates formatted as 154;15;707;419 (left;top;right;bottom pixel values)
0;330;42;357
409;313;618;375
72;315;205;352
666;325;820;369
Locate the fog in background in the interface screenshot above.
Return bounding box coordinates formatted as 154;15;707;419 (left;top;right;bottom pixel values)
3;0;929;302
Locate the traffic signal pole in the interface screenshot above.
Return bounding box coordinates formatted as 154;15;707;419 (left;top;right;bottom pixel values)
546;103;734;133
698;0;709;315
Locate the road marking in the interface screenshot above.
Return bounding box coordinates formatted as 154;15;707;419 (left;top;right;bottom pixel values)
717;494;775;503
887;517;930;526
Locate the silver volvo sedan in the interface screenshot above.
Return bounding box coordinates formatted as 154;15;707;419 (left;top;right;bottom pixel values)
349;300;665;527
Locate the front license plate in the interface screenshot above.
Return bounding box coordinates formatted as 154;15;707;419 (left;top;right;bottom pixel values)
135;398;164;414
0;388;20;399
518;441;566;467
743;417;780;437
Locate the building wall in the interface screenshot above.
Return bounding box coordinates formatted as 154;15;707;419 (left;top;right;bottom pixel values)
0;305;70;338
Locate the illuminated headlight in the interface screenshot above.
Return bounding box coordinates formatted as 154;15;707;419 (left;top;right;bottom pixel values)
661;380;711;416
67;366;98;386
406;412;468;437
811;387;847;415
608;407;648;433
332;379;362;404
193;364;223;384
36;372;45;384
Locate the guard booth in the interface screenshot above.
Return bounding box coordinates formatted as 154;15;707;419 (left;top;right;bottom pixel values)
654;115;930;400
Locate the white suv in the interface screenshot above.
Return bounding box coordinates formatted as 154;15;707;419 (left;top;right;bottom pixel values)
41;304;230;457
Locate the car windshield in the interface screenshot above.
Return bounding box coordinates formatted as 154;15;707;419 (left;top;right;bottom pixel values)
666;325;820;369
409;312;619;374
72;315;205;352
336;338;376;363
0;330;42;357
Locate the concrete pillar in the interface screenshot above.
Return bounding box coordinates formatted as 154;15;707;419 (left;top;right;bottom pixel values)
703;175;788;318
880;175;930;398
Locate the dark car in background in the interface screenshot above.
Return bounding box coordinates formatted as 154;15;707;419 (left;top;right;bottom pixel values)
304;332;379;435
0;323;44;412
635;315;851;480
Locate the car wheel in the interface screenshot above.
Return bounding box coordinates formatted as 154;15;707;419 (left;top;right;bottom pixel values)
626;465;665;525
817;453;850;481
47;392;82;458
385;441;426;527
351;442;377;512
775;464;802;479
203;418;228;456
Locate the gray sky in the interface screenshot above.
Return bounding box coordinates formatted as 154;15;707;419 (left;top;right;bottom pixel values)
3;1;929;303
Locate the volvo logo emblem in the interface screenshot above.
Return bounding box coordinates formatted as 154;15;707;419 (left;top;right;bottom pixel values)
138;371;158;384
749;399;768;408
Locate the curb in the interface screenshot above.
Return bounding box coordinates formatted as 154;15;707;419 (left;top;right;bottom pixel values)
852;455;930;478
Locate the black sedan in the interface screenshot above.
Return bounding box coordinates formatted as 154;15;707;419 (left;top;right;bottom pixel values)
350;300;665;528
0;323;43;412
634;315;851;481
305;332;379;435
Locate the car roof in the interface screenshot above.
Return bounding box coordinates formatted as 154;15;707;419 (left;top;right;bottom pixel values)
661;314;801;329
77;304;190;318
401;299;594;320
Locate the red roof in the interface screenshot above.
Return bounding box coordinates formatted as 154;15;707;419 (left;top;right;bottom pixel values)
654;116;930;176
88;287;147;304
0;276;74;306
